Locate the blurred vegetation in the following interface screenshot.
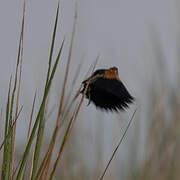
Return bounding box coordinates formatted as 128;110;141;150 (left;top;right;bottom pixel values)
0;1;180;180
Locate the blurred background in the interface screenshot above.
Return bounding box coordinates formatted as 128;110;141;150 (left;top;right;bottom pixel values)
0;0;179;179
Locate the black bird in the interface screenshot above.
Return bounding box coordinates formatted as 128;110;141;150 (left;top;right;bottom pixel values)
81;67;134;112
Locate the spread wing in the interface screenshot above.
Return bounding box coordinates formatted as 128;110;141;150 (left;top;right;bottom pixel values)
89;78;134;111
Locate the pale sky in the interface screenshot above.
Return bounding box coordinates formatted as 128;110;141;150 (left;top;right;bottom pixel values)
0;0;179;177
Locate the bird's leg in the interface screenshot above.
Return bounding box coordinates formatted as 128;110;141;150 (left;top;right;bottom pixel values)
87;87;91;106
82;74;103;106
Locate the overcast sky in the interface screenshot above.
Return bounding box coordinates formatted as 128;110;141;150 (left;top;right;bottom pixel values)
0;1;179;173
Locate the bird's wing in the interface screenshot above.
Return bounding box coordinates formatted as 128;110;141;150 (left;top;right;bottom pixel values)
92;78;134;102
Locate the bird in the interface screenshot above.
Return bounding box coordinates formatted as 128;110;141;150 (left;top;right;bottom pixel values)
81;67;134;112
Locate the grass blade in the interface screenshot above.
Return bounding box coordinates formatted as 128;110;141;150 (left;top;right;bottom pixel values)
16;37;64;180
99;108;137;180
48;76;91;179
33;39;66;179
20;90;37;179
1;76;12;179
31;4;60;178
0;106;23;152
35;9;77;179
11;0;26;177
45;2;59;87
27;90;37;141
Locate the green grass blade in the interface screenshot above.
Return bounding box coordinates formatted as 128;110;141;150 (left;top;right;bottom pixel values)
0;106;23;152
45;2;59;88
37;11;77;177
16;38;64;180
31;4;60;179
31;110;45;179
1;76;12;179
34;39;65;179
